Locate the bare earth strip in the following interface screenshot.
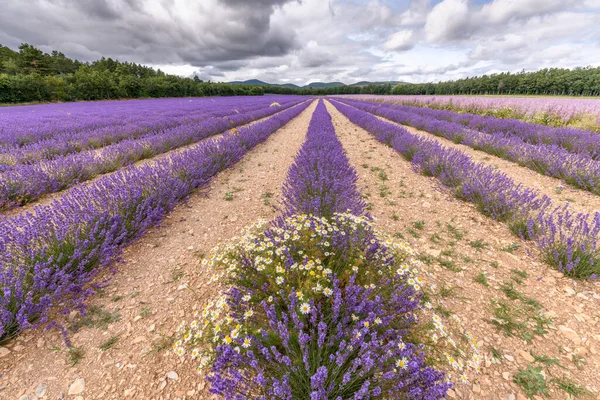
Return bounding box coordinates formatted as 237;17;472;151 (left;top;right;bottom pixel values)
365;109;600;215
325;100;600;400
0;100;316;400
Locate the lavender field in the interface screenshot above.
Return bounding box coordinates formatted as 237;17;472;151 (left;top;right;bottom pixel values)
2;96;600;400
348;95;600;132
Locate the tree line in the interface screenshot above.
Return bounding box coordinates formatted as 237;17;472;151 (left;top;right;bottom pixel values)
390;67;600;96
257;67;600;97
0;44;264;103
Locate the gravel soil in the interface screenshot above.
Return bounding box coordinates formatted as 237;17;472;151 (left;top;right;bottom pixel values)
0;100;316;400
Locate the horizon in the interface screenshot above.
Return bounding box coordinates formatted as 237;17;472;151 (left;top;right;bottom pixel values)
1;1;599;86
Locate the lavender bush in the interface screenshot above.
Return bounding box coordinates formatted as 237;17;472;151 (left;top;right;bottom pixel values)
0;100;311;341
281;100;365;218
179;214;451;399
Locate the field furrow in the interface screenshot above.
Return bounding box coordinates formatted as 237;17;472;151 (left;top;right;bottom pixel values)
0;100;317;400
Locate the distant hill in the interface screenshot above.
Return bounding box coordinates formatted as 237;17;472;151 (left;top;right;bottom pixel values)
227;79;405;89
228;79;270;85
349;81;402;87
304;82;346;88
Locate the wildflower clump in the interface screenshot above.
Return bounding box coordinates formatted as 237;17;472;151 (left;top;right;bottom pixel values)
175;213;453;399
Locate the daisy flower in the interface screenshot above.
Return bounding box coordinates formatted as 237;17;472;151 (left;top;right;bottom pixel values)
299;303;311;314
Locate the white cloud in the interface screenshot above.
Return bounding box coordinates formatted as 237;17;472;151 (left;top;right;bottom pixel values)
424;0;470;43
480;0;575;24
0;0;598;85
384;30;416;51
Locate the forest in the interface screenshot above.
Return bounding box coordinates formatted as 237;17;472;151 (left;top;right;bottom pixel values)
389;67;600;96
0;44;263;103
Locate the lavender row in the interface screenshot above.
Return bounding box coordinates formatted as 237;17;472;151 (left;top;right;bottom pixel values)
330;99;600;280
280;100;365;217
0;96;299;148
0;100;312;341
0;99;306;211
344;97;600;160
336;98;600;195
0;97;302;168
203;100;449;399
346;95;600;132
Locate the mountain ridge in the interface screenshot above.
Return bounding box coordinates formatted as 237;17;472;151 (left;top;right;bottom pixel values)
227;79;407;89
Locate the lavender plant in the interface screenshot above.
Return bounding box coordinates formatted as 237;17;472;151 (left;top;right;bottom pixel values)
177;214;451;399
281;100;365;218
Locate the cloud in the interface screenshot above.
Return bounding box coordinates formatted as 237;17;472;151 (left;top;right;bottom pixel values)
424;0;471;43
0;0;598;85
398;0;430;26
384;30;417;51
479;0;575;24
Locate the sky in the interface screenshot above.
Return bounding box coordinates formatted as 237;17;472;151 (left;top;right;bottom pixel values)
1;0;599;85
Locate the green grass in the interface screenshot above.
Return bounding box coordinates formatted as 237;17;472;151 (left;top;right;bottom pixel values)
445;223;464;240
439;284;459;298
468;239;487;250
68;346;85;366
429;233;442;244
70;306;120;331
513;365;549;398
500;242;520;253
511;269;529;284
553;376;589;397
474;272;489;287
412;220;425;230
99;336;120;351
140;307;151;319
489;345;503;361
407;228;421;239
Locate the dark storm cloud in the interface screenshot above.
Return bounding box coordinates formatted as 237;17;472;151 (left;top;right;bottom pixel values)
73;0;121;20
1;0;598;85
0;0;299;66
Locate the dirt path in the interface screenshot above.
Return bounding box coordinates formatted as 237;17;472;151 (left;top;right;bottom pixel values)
325;100;600;400
4;100;310;218
356;106;600;215
0;100;316;400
